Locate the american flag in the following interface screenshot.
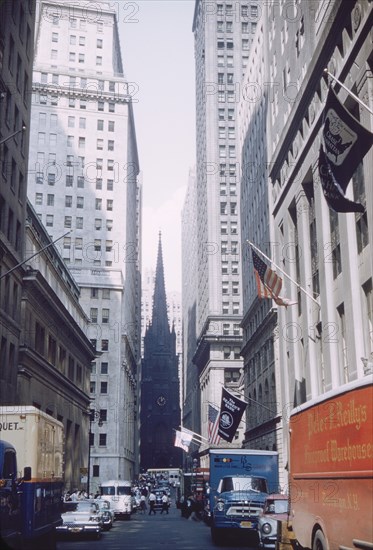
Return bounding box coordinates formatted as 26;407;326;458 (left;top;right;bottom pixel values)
208;404;221;445
252;249;294;307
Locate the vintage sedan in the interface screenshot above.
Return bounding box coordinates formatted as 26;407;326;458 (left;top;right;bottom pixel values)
258;494;289;549
56;500;103;539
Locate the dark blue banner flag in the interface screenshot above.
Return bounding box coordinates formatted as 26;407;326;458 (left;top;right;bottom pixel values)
218;388;247;443
318;145;365;214
319;87;373;213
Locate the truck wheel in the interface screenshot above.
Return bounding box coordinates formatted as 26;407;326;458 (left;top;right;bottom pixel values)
313;529;328;550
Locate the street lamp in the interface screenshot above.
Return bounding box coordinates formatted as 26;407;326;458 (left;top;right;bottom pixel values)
87;409;102;496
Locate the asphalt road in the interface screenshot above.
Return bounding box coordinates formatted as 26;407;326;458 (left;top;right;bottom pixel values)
57;504;260;550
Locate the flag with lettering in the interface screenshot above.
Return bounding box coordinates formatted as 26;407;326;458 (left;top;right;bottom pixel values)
208;404;221;445
252;249;296;307
217;388;247;443
174;430;193;452
319;86;373;212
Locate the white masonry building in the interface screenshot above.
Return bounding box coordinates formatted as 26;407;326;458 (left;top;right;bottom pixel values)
27;0;141;489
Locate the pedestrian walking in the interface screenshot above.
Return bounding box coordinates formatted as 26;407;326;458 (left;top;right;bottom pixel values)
160;492;169;514
140;494;147;514
148;491;156;515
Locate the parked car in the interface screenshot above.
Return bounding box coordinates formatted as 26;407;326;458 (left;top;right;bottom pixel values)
258;494;289;549
95;499;114;530
56;500;103;539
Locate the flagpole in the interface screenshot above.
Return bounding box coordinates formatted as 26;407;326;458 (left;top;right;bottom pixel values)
0;230;73;280
180;426;208;443
248;241;320;307
324;69;373;116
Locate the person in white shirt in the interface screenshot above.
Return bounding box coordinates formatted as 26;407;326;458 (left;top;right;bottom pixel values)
160;492;169;515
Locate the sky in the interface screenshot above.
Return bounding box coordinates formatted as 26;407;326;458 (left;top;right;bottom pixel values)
117;0;196;292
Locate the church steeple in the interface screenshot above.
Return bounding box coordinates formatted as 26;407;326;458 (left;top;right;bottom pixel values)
140;232;182;471
150;231;170;343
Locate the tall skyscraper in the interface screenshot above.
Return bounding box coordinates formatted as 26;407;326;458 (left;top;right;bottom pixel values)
140;234;181;471
27;0;141;488
189;1;256;444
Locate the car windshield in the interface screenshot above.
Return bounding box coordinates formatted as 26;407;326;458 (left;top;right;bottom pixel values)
117;486;131;496
101;486;115;495
266;499;288;514
63;502;97;513
220;477;268;493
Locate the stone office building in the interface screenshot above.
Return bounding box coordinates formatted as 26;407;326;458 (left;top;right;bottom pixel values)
27;0;141;487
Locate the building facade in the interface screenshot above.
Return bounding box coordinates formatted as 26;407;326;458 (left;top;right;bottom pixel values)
267;0;373;480
237;0;373;491
27;0;141;488
0;0;36;403
190;0;257;444
19;202;96;490
140;235;182;471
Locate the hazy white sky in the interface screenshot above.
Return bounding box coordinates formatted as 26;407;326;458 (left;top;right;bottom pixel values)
118;0;196;292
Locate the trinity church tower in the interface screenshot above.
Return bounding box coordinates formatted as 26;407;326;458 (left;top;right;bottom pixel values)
140;234;182;470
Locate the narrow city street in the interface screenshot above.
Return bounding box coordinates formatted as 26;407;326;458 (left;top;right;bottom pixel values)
56;505;259;550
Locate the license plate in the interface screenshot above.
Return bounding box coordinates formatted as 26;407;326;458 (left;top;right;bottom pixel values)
240;521;252;528
71;527;82;533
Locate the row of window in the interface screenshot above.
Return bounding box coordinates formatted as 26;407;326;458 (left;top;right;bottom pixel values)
0;194;23;253
64;257;113;267
33;321;84;384
217;38;251;50
52;32;103;50
63;239;114;252
90;339;109;351
217;3;258;18
220;181;237;195
221;221;238;234
219;145;236;158
220;322;241;335
91;361;109;374
66;117;116;132
90;381;108;395
222;261;239;275
36;92;117;113
90;308;110;323
62;216;113;231
217;20;257;34
52;15;104;33
91;288;110;299
90;433;107;447
66;136;115;151
222;302;240;315
39;73;118;95
2;144;26;196
222;281;240;295
35;174;115;192
48;46;105;67
221;240;239;253
216;54;250;69
220;202;237;215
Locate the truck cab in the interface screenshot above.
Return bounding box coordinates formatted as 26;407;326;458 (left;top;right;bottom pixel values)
211;475;269;544
0;441;21;547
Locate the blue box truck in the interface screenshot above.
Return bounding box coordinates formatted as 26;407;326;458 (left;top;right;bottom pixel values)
208;449;279;545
